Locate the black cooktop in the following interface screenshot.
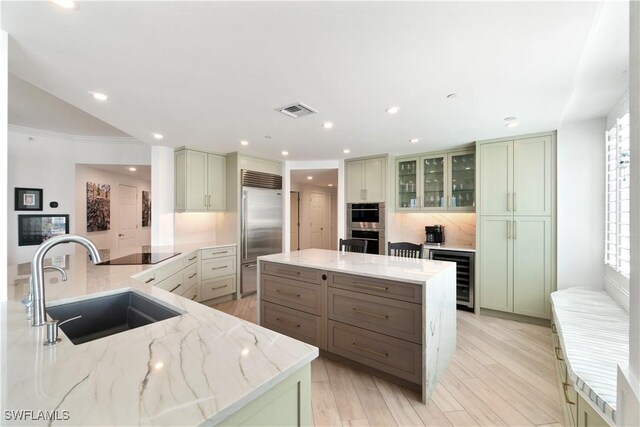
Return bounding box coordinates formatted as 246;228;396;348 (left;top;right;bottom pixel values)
98;252;181;266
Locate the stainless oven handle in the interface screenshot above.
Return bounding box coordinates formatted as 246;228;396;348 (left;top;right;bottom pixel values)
350;208;380;211
351;237;379;242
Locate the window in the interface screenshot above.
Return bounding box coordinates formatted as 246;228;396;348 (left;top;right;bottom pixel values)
605;111;631;277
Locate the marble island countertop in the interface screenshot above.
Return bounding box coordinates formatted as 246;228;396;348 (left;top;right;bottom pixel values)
2;241;318;426
259;248;456;285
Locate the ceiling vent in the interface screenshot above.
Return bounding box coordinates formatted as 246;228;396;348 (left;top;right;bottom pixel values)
276;102;318;118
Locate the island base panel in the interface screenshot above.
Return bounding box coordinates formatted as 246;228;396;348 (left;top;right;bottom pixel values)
216;364;311;427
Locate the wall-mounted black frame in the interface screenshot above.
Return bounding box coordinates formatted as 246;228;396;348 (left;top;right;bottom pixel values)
18;214;70;246
15;187;43;211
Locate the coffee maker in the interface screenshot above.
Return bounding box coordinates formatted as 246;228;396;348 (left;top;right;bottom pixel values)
425;225;445;245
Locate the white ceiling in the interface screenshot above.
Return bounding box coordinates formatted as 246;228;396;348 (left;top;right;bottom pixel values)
291;169;338;187
2;1;629;161
84;164;151;181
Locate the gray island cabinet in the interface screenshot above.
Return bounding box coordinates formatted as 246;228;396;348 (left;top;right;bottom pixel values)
257;248;457;402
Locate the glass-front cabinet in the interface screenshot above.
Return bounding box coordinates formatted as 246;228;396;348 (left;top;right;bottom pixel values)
395;149;475;212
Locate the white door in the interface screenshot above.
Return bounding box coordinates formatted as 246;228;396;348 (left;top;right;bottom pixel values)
290;192;300;251
309;191;324;249
118;184;138;250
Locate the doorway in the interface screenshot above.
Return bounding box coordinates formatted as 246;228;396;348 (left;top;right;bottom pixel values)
289;169;338;250
290;191;300;251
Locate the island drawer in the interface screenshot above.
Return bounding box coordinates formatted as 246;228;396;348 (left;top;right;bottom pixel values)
156;270;185;295
185;251;199;266
261;274;324;316
261;262;325;285
201;276;236;301
184;263;199;289
261;301;324;348
328;320;421;384
328;272;422;304
181;283;200;302
201;256;236;280
201;246;236;260
328;288;422;344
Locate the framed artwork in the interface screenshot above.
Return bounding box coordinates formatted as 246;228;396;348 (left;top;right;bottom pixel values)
142;191;151;227
18;214;69;246
15;188;43;211
86;182;111;232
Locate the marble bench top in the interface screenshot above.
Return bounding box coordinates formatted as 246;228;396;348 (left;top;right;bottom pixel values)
259;248;456;285
551;288;629;425
2;242;318;426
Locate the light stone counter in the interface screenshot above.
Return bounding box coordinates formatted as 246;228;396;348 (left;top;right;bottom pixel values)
258;249;457;401
423;243;476;253
2;242;318;426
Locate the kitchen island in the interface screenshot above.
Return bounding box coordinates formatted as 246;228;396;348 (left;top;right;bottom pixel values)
257;248;457;402
2;242;318;426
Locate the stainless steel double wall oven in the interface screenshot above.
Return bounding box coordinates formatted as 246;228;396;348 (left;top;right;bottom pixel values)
347;202;385;255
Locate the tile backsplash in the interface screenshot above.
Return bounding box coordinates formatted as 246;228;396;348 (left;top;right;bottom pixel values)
388;212;476;247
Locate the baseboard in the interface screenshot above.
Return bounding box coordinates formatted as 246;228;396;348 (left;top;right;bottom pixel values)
201;293;236;307
479;308;551;326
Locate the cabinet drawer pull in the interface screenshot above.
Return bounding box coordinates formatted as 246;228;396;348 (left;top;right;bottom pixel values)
562;382;575;405
551;323;557;333
188;273;197;279
211;265;228;270
169;284;182;293
507;192;511;212
210;250;228;255
275;317;301;328
211;284;228;290
276;289;301;298
188;256;197;261
513;192;517;212
555;346;564;361
144;277;155;284
191;295;198;301
276;268;301;277
352;342;388;358
353;283;388;292
352;307;389;319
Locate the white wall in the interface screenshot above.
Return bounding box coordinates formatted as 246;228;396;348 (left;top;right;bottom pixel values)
8;131;76;265
174;212;220;244
556;118;606;290
0;25;8;302
151;146;174;247
7;127;151;264
74;165;151;252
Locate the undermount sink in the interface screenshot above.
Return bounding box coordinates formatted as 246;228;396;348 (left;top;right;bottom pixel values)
46;291;182;345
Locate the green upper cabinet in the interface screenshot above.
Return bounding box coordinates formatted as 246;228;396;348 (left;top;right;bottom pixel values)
395;149;474;212
479;136;552;216
175;148;227;212
345;156;387;203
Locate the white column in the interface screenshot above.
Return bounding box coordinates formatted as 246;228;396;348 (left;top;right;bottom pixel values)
151;146;174;247
0;25;8;302
283;161;291;252
618;1;640;425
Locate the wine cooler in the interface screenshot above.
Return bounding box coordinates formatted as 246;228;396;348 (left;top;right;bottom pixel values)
428;249;475;310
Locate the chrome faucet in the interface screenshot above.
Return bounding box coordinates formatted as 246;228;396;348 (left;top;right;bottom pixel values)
23;265;68;317
30;235;102;327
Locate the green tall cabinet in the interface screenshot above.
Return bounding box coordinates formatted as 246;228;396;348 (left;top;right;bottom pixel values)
477;133;555;320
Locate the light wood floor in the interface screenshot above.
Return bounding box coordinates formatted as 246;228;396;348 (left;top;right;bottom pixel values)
215;296;563;427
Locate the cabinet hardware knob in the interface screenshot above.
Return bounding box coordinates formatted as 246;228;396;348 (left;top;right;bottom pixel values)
322;274;327;281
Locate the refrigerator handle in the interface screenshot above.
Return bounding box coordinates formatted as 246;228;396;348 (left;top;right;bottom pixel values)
242;191;249;260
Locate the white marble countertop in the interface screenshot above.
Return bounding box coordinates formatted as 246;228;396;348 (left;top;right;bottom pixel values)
551;288;629;425
259;248;456;285
2;241;318;426
423;243;476;253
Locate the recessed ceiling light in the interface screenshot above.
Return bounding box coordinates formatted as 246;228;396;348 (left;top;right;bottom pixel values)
265;135;272;139
90;92;108;101
328;184;334;187
152;133;163;140
281;151;289;156
446;93;458;99
322;121;334;129
504;116;518;128
50;0;77;9
128;167;137;172
386;106;400;114
409;138;420;143
505;122;519;128
342;149;351;154
240;140;249;146
307;176;313;180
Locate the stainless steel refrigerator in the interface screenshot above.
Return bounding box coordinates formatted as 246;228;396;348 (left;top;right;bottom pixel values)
240;180;283;295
